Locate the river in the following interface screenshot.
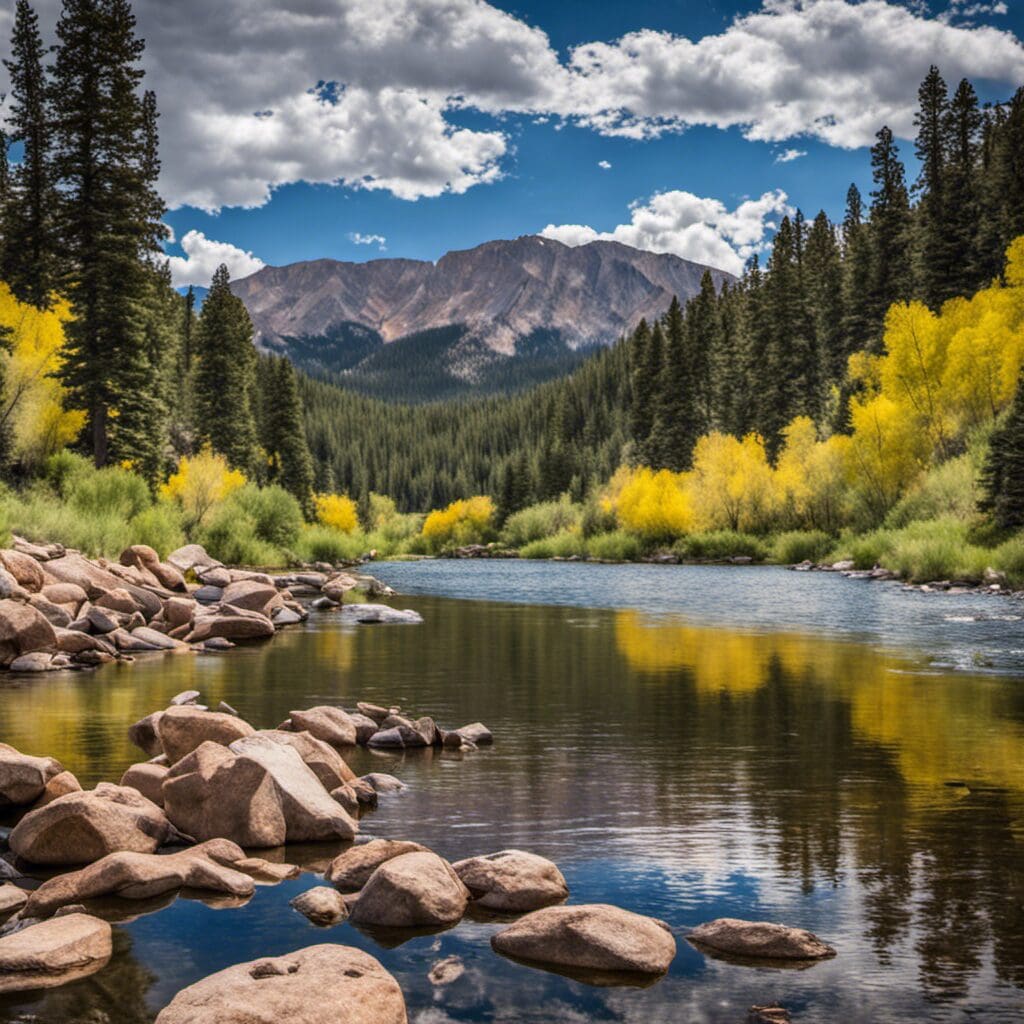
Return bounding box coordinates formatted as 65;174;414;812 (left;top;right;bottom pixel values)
1;561;1022;1022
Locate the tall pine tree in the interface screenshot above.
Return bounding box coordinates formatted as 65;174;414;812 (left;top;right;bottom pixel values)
258;354;315;512
979;370;1024;530
649;296;698;471
945;79;984;296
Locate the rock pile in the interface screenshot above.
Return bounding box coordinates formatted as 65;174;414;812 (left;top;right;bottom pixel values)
0;538;419;674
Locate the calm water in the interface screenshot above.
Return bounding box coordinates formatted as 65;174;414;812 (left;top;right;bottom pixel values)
1;561;1023;1023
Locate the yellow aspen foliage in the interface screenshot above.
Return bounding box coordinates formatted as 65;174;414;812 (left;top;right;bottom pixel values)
774;417;850;533
161;448;246;530
421;496;495;550
314;493;359;534
611;466;695;540
688;432;777;533
0;283;85;466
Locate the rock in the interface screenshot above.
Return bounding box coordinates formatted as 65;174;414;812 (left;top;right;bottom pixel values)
0;743;63;807
163;738;357;848
339;604;423;625
288;706;358;747
272;606;303;626
111;627;163;652
121;545;188;592
0;599;57;667
157;705;255;764
322;574;359;602
428;955;464;986
329;783;360;816
198;565;232;588
357;702;390;725
163;596;195;628
185;607;274;642
359;773;405;794
86;605;121;634
748;1006;792;1024
32;770;82;808
290;886;349;926
0;549;45;591
43;552;126;601
9;651;56;672
202;636;234;651
687;918;836;960
349;850;468;928
95;587;142;615
221;579;279;616
167;544;218;574
132;626;188;650
347;778;378;808
8;783;175;866
27;594;73;628
0;913;112;994
325;840;428;892
153;944;406;1024
0;883;27;917
120;762;169;806
22;839;255;918
310;596;337;610
228;736;358;842
233;857;301;883
54;628;114;655
491;904;676;976
455;722;493;746
253;729;356;790
193;584;224;603
129;710;165;757
171;689;202;706
11;536;64;561
218;700;239;715
453;850;569;912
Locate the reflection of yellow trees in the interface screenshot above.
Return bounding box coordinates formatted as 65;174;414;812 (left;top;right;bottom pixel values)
614;610;1024;798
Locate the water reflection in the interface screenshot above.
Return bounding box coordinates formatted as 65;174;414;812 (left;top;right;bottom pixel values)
0;564;1021;1022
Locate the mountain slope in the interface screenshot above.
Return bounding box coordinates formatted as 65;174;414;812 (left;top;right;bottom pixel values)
231;235;731;400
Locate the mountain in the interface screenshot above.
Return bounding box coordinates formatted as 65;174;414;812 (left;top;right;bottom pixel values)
230;235;732;402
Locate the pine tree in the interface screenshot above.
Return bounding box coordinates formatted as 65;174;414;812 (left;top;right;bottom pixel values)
868;126;913;340
739;255;769;436
51;0;166;467
712;280;744;436
839;184;875;359
628;318;655;450
260;355;315;512
687;271;718;434
2;0;59;308
636;320;664;464
945;79;984;296
804;210;845;390
182;285;196;374
649;296;698;471
979;370;1024;529
194;264;260;473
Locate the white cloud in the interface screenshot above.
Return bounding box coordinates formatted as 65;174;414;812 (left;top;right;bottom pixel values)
166;230;266;288
3;0;1022;210
597;159;612;169
541;188;791;275
349;231;387;249
775;148;807;163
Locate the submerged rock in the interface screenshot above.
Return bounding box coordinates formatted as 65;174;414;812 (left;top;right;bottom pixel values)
687;918;836;961
0;913;112;993
491;904;676;976
428;955;464;985
339;604;422;625
452;850;569;912
154;944;406;1024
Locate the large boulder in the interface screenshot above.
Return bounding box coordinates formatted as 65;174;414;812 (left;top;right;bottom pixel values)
23;839;255;918
185;608;275;643
452;850;569;912
0;913;112;994
491;904;676;976
221;580;279;615
163;739;357;848
154;944;407;1024
325;840;427;892
41;581;88;608
157;705;255;764
0;600;57;667
321;574;359;602
119;544;187;592
8;783;176;866
120;762;169;806
128;710;165;757
0;883;27;917
166;544;218;574
687;919;836;960
42;552;126;600
0;743;63;807
454;722;493;746
32;770;82;808
349;850;468;928
0;549;45;591
254;730;356;790
287;707;358;747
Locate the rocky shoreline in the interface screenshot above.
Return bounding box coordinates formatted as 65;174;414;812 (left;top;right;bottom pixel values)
0;536;422;674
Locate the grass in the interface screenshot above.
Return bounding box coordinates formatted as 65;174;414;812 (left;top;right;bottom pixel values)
519;530;586;559
674;530;769;562
771;530;834;564
585;529;643;561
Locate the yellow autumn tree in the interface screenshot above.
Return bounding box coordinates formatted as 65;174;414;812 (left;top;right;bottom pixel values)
774;417;850;533
421;496;495;551
610;466;695;540
314;493;359;534
161;448;246;531
688;432;778;533
0;284;85;467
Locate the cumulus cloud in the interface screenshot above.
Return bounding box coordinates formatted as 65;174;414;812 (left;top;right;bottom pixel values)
597;159;612;169
541;189;791;275
166;230;266;288
349;232;387;249
3;0;1022;211
775;148;807;163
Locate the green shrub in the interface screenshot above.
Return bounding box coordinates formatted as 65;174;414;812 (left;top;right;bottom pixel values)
585;529;642;561
129;501;185;557
228;484;304;549
991;534;1024;586
200;505;283;566
294;525;366;564
674;530;769;561
886;454;979;528
772;530;833;565
69;465;151;521
886;519;989;582
519;530;585;559
44;450;91;497
580;495;617;538
501;496;581;548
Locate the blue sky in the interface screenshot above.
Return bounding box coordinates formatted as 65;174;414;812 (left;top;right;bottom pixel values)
137;0;1024;283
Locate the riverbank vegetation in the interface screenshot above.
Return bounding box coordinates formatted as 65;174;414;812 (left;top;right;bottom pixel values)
0;1;1022;588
